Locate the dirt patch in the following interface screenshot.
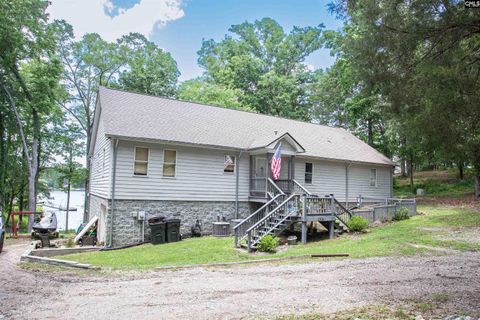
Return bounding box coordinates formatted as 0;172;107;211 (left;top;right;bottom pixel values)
416;195;480;209
406;243;460;254
2;240;480;319
435;227;480;245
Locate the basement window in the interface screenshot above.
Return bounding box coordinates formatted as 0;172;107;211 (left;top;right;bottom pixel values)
163;150;177;177
305;162;313;184
134;147;149;176
370;168;377;187
224;155;236;173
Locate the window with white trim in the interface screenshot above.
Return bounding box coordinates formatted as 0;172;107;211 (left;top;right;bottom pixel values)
134;147;149;176
305;162;313;184
224;155;235;173
163;150;177;177
370;168;377;187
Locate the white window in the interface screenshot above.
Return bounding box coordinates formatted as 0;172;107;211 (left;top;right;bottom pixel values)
224;155;236;173
370;168;377;187
134;147;149;176
163;150;177;177
305;162;313;184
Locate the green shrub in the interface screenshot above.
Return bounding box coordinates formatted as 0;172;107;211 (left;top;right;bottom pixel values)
347;216;369;232
257;235;279;253
393;207;410;221
65;237;75;248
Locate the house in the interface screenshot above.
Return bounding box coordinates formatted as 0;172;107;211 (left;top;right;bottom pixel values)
88;87;395;246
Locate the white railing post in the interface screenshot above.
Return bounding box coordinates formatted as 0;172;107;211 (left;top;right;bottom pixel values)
301;194;307;245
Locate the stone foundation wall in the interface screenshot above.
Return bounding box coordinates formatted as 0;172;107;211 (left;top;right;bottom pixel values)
110;200;252;246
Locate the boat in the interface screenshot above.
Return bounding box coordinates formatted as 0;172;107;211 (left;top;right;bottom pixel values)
32;211;58;236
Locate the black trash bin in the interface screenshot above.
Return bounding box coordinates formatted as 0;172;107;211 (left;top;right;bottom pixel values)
148;216;166;244
165;218;181;243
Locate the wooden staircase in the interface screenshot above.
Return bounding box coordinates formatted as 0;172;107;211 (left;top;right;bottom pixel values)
234;179;354;250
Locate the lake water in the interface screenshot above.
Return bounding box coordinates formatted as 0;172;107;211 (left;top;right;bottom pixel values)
46;190;85;231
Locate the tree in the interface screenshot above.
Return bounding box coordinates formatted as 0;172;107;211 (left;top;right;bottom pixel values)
115;33;179;97
53;123;86;231
54;23;180;220
197;18;324;120
310;32;393;155
330;0;480;197
178;78;251;111
0;0;62;230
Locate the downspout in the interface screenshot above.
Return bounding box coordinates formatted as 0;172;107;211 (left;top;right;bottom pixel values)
345;162;352;208
235;151;245;219
108;138;119;247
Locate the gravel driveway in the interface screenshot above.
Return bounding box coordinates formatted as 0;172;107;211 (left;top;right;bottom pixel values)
1;240;479;319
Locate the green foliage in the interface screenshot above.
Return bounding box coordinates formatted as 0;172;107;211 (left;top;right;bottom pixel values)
65;237;75;248
347;216;369;232
115;33;179;97
197;18;324;120
177;78;251;111
329;0;480;193
257;235;279;253
393;207;410;222
394;171;474;198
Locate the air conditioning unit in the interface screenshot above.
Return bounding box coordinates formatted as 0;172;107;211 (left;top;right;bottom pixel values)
212;222;230;237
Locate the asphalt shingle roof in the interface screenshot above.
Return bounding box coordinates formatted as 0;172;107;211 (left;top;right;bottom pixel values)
98;86;394;166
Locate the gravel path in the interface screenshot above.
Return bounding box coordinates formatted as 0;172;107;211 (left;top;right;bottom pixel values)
1;241;480;319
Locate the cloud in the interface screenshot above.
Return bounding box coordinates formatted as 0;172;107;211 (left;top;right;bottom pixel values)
47;0;184;41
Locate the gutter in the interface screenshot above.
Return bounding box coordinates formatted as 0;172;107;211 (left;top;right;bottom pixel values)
108;138;119;248
235;151;245;219
345;161;352;208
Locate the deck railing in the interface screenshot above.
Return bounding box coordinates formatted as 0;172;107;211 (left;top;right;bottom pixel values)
304;195;334;215
250;177;267;196
357;195;416;207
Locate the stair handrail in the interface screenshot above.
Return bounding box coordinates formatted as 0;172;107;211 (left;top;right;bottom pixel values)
253;195;300;247
246;193;297;234
233;193;284;246
332;197;353;227
292;179;312;195
267;178;285;196
246;193;299;250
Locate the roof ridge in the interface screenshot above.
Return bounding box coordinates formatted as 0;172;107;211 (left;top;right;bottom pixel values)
99;86;341;132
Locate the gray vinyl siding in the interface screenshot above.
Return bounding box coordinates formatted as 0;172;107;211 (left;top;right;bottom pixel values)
295;158;347;201
295;158;392;202
348;164;392;200
114;140;249;201
89;117;111;198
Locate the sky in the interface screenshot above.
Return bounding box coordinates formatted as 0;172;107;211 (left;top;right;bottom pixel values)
47;0;343;81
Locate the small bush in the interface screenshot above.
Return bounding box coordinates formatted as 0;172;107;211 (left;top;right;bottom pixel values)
347;216;369;232
257;235;279;253
65;237;75;248
393;207;410;221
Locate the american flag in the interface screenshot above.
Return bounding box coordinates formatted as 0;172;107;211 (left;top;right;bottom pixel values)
271;143;282;180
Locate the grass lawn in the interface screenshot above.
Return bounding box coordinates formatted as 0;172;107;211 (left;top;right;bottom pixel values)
61;204;480;270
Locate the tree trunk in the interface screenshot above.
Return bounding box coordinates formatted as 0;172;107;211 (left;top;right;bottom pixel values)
66;147;73;232
2;84;39;232
458;163;464;180
409;153;414;194
66;179;71;232
367;118;373;146
400;159;406;177
475;176;480;199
